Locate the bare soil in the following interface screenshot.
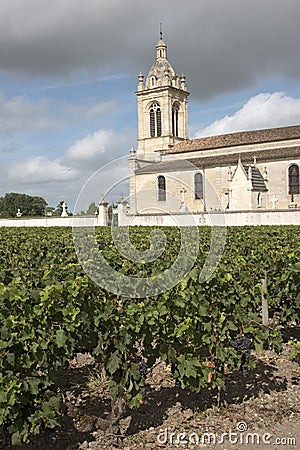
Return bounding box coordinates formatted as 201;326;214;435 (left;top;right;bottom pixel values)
5;326;300;450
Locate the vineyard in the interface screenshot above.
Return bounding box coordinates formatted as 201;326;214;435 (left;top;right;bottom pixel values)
0;225;299;446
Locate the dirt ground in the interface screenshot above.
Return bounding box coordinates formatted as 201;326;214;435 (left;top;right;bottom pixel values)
4;326;300;450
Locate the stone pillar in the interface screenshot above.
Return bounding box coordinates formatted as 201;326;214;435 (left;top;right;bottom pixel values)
98;199;108;226
128;147;137;215
117;194;128;226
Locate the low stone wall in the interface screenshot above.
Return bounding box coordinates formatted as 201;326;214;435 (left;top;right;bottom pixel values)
0;209;299;227
0;216;99;227
119;209;300;226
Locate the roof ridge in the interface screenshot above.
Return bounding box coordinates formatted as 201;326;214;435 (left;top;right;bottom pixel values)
167;124;300;154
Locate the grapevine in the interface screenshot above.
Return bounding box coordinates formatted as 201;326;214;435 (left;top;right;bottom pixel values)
0;225;299;445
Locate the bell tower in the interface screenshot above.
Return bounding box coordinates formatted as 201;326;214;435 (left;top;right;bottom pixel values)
136;34;189;156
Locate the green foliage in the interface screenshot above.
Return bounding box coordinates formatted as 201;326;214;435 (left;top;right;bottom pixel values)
86;202;98;215
0;193;47;217
288;338;300;363
0;225;299;444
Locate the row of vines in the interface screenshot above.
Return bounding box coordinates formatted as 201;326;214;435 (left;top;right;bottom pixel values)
0;225;299;445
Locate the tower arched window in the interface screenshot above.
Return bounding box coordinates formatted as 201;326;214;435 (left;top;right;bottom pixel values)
288;164;299;195
172;103;179;137
158;175;166;201
194;173;203;200
150;103;162;137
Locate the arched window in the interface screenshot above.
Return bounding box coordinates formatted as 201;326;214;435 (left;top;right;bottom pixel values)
158;175;166;201
172;103;179;137
150;103;162;137
288;164;299;195
194;173;203;200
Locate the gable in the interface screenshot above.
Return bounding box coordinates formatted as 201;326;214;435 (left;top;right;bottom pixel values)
243;165;268;192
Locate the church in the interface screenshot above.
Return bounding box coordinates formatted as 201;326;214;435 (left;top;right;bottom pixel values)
124;36;300;225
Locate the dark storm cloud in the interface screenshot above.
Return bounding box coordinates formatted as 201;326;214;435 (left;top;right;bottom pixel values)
1;0;300;100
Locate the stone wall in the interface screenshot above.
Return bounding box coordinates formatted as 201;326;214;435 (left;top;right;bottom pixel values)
131;157;300;214
0;216;100;227
118;209;300;227
1;210;299;228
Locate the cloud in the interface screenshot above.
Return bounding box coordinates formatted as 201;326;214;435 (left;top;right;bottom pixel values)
64;100;116;120
0;1;300;99
0;93;58;133
194;92;300;137
85;101;116;118
65;128;135;168
0;93;116;135
6;156;78;184
1;125;134;208
72;158;130;213
66;129;115;161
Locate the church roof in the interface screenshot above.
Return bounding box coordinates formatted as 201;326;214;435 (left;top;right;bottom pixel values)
166;125;300;154
189;145;300;166
135;158;195;174
146;59;176;82
135;144;300;174
243;165;268;192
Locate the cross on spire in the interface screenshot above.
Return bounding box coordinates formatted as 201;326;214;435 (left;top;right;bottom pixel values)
160;22;163;39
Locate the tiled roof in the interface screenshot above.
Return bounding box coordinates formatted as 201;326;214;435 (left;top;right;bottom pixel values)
189;145;300;167
166;125;300;154
135;145;300;174
135;158;193;174
243;165;268;192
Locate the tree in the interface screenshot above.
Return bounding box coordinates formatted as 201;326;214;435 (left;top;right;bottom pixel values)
86;202;98;215
0;193;47;217
0;197;9;218
27;195;48;216
45;206;55;216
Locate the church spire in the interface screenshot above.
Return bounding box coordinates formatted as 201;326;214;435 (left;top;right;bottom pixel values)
136;34;189;154
156;35;167;60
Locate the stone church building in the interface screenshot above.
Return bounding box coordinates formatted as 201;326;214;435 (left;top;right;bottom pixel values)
125;36;300;224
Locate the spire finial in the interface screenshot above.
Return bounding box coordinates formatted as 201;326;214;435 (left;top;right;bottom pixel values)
160;22;163;40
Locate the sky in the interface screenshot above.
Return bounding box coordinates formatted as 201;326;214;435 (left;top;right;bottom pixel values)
1;0;300;212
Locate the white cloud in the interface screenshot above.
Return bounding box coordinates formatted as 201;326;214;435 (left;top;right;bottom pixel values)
0;93;117;136
85;101;116;118
0;126;134;208
65;128;134;167
66;129;116;161
63;100;116;120
195;92;300;137
0;93;58;133
7;156;78;184
72;158;130;213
